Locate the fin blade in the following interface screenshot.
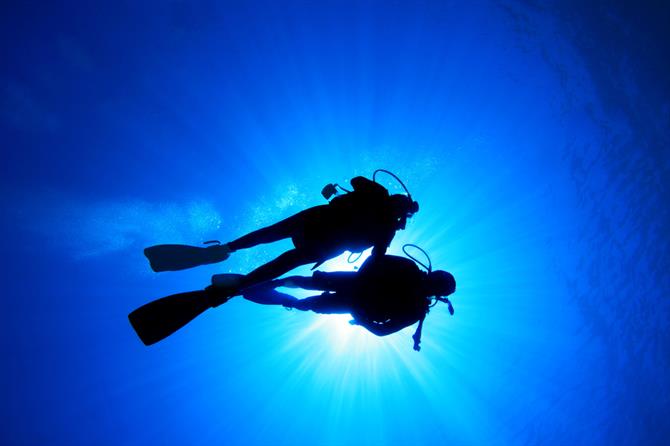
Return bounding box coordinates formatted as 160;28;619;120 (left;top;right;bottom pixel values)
128;291;211;345
144;244;229;272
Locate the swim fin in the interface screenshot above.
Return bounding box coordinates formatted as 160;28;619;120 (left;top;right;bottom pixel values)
144;243;231;272
129;290;214;346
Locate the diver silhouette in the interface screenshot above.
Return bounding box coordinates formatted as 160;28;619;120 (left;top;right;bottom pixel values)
144;170;419;301
241;253;456;351
129;247;456;351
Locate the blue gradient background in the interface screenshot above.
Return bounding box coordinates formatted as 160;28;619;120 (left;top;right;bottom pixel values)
1;1;668;445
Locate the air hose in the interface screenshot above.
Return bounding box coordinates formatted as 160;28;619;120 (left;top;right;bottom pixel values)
373;169;413;200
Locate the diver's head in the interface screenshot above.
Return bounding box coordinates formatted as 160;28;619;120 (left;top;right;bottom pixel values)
425;270;456;298
390;194;419;229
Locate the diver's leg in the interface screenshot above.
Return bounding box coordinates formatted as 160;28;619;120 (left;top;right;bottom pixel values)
239;249;318;288
240;286;348;313
242;285;299;307
274;275;317;289
311;271;357;292
275;271;356;291
212;254;354;296
291;292;352;314
227;209;311;251
209;249;318;306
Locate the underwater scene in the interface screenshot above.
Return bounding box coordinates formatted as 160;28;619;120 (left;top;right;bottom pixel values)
1;1;668;445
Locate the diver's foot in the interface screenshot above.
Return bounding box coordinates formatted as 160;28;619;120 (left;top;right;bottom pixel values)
205;243;232;263
207;274;244;307
205;285;235;308
211;273;244;288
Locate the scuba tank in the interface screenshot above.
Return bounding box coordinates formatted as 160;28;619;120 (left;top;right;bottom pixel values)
321;170;419;229
320;169;413;202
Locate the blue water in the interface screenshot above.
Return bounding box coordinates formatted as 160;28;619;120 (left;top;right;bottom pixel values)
1;1;668;445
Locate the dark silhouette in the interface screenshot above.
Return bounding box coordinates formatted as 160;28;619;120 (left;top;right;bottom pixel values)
144;172;419;298
129;254;456;351
128;291;210;346
141;241;227;273
244;255;455;350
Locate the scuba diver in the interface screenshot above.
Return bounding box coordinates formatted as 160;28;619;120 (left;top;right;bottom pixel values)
144;170;419;299
241;249;456;351
129;245;456;351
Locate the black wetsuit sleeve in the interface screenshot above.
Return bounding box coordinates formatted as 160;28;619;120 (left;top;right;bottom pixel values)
371;228;395;257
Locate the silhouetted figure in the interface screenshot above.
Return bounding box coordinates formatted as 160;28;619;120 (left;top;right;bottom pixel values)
242;255;455;350
129;254;456;351
144;173;419;299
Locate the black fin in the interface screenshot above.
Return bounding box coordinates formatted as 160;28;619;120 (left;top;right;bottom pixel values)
144;244;229;272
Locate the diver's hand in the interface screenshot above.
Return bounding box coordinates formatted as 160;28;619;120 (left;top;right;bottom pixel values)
412;333;421;351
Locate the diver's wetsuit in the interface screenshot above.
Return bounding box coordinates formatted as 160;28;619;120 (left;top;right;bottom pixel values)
226;177;402;291
243;255;430;337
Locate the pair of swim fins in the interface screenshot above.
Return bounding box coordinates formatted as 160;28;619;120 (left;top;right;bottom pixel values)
132;243;236;345
129;275;244;345
144;241;231;272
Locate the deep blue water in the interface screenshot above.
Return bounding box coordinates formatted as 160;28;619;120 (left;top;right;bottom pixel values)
1;1;669;445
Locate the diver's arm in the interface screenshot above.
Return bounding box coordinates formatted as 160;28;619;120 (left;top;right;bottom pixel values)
371;228;394;257
371;243;387;257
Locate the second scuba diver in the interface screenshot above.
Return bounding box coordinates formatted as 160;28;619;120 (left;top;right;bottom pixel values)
130;248;456;350
238;251;456;351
